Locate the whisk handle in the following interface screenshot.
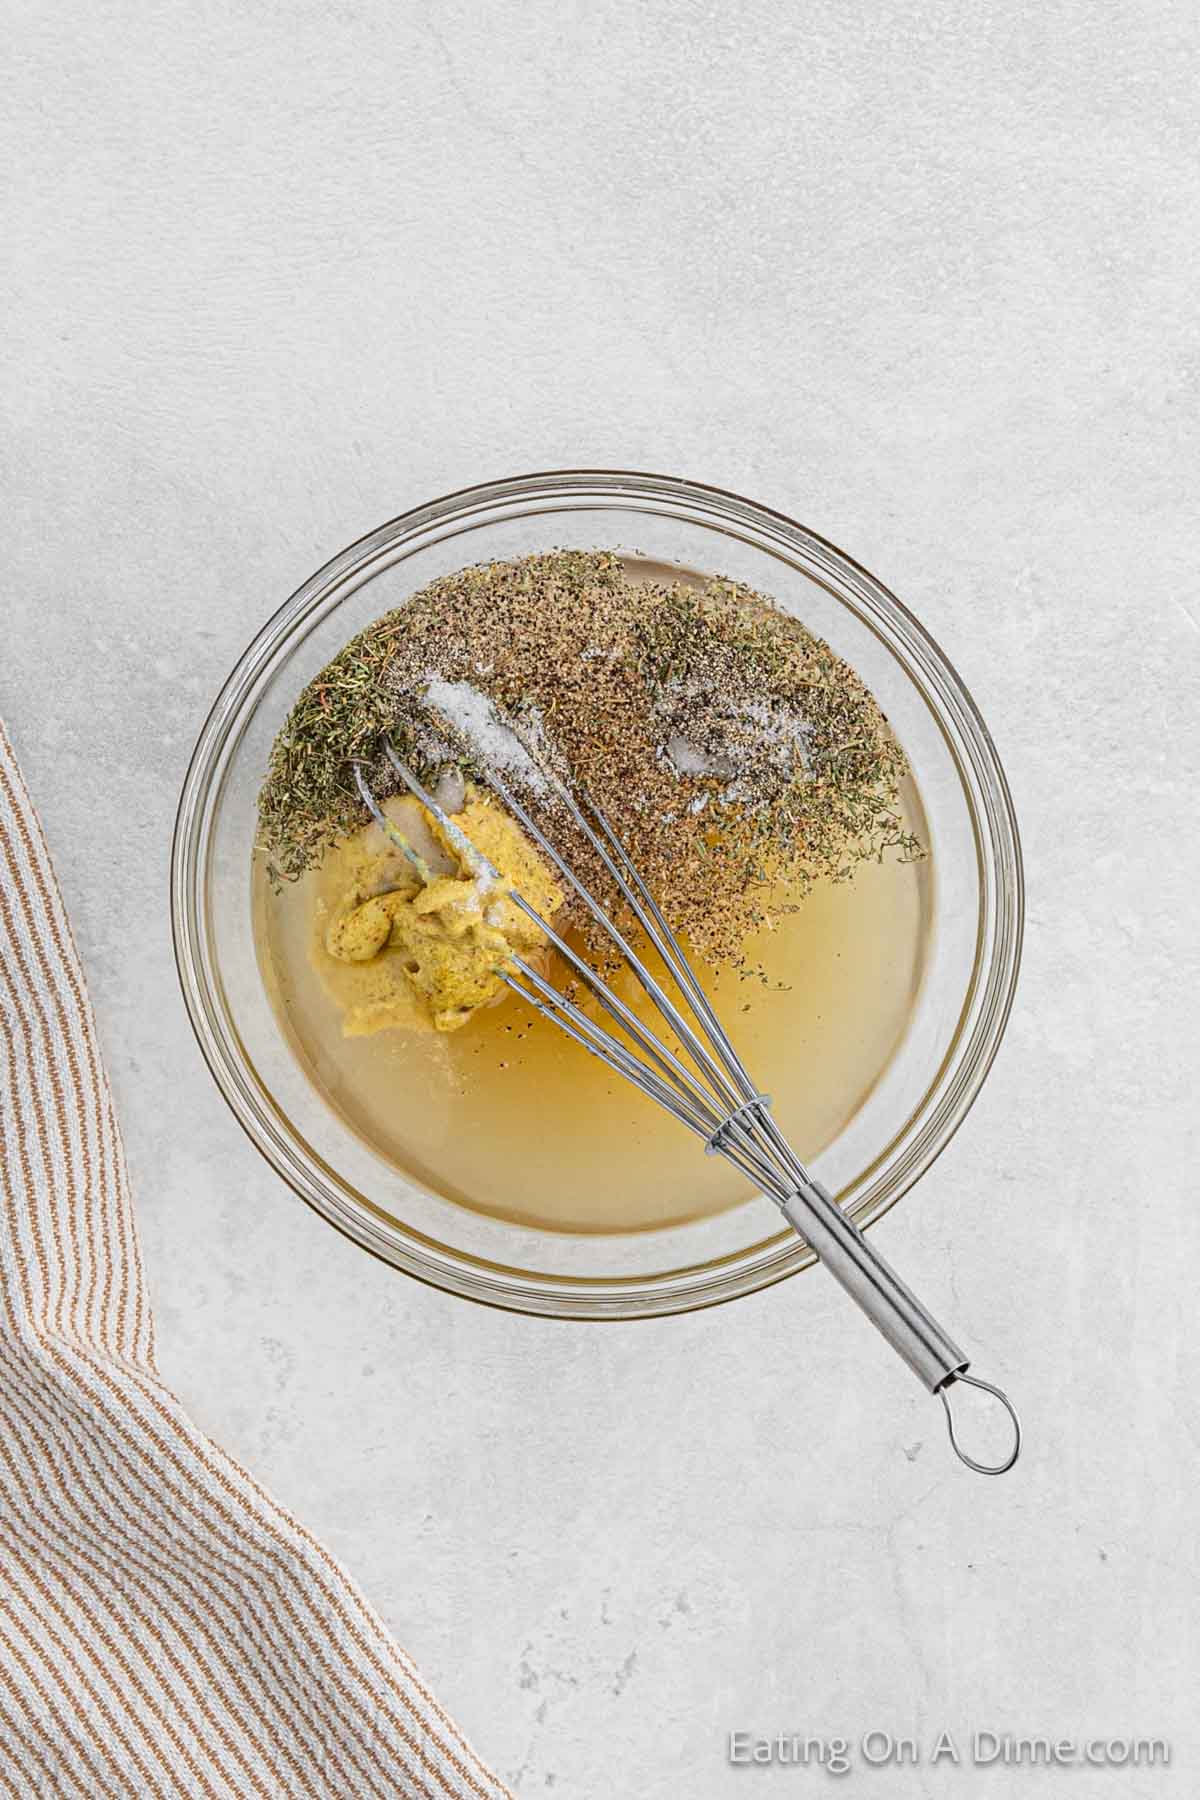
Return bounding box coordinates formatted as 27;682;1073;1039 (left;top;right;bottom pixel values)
778;1177;967;1393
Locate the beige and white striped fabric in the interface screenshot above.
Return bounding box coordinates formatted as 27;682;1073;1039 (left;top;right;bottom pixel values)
0;719;513;1799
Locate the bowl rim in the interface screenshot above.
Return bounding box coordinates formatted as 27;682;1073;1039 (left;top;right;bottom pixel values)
171;468;1024;1319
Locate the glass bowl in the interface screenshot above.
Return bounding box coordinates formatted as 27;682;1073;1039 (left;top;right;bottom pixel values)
171;471;1022;1319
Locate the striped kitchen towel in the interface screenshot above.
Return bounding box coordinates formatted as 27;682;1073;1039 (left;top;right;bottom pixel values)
0;717;513;1799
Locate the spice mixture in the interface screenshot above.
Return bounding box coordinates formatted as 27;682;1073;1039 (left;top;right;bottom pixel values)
257;551;920;969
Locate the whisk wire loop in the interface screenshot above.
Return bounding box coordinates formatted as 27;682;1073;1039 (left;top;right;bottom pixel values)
465;759;748;1118
580;787;761;1104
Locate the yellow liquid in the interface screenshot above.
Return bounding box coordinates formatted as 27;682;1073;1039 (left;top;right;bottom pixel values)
254;819;931;1234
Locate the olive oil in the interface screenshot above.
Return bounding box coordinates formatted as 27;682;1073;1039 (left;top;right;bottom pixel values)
253;809;930;1234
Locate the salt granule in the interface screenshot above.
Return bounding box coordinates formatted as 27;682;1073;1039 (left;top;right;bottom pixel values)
423;675;551;797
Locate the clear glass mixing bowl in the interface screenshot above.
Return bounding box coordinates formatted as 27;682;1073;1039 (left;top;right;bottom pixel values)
171;471;1022;1319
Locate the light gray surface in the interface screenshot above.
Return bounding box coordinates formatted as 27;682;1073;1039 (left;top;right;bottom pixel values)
4;2;1198;1794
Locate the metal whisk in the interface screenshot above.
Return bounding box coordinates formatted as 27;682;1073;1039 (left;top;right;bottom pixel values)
356;742;1021;1476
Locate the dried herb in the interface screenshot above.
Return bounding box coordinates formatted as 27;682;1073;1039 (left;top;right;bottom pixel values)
257;551;922;967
